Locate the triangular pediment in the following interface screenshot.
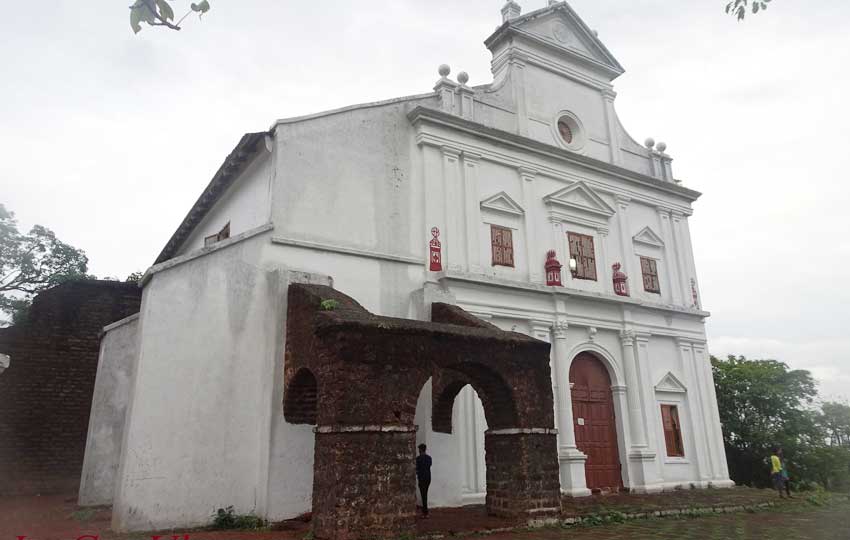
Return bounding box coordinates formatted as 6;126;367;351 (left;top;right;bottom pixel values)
655;372;687;394
543;181;615;219
481;191;524;217
486;2;625;80
633;226;665;248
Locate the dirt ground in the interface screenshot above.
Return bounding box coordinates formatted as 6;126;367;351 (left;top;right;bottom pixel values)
0;487;833;540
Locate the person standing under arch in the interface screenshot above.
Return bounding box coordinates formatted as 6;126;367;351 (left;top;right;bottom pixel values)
416;443;432;517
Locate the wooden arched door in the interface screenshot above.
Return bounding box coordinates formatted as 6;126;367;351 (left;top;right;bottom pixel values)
569;353;622;491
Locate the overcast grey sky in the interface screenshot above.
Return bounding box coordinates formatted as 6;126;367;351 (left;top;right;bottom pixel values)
2;1;848;399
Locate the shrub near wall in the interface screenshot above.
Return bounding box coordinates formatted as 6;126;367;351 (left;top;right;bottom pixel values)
0;280;141;495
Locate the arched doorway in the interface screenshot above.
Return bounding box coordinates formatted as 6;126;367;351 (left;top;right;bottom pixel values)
569;352;621;491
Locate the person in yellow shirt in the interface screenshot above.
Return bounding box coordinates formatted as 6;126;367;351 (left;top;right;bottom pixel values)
770;447;786;498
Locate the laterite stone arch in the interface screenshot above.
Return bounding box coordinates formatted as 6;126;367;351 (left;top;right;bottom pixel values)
283;284;560;540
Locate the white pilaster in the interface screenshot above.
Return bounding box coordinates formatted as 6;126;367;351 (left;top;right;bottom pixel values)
676;338;710;485
552;322;591;497
510;57;529;136
619;330;647;449
520;167;541;283
442;146;463;272
694;342;733;485
615;196;636;287
656;208;683;305
596;228;611;293
462;152;483;273
424;145;446;273
601;89;621;166
622;330;661;493
679;214;702;309
670;212;692;306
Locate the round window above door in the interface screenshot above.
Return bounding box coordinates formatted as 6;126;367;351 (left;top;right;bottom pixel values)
552;110;586;152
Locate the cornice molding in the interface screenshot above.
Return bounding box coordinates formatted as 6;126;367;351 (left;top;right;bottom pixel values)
409;106;701;203
439;271;710;319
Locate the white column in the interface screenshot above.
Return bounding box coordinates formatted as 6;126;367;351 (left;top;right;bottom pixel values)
462;152;483;273
676;338;711;485
656;208;683;305
552;322;591;497
520;167;540;283
442;146;463;272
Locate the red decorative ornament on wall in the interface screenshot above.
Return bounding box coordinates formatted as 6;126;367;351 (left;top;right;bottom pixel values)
429;227;442;271
612;263;629;297
545;250;563;286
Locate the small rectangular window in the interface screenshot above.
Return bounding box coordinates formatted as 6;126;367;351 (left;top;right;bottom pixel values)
204;222;231;247
567;232;597;281
640;257;661;293
490;225;515;267
661;404;685;457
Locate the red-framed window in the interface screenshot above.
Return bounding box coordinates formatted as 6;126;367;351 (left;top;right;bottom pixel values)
567;232;597;281
640;257;661;293
490;225;515;267
661;404;685;458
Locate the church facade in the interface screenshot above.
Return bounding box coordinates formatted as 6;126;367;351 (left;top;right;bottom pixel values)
81;1;732;532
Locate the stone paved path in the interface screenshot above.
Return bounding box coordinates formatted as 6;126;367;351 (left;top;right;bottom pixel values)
488;498;850;540
2;492;848;540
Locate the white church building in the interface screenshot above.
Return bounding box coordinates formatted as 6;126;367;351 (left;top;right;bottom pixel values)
80;1;732;532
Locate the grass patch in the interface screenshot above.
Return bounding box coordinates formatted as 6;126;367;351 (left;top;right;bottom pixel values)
211;506;267;530
70;509;96;522
319;299;339;311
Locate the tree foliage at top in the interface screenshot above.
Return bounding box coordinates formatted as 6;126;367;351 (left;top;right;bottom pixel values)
713;355;850;491
0;204;90;325
726;0;773;20
130;0;211;34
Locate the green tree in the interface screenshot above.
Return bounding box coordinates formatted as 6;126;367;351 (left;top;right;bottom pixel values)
726;0;773;20
711;355;819;487
0;204;90;325
821;402;850;447
130;0;211;34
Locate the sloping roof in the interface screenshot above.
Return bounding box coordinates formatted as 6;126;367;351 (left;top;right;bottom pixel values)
484;1;624;79
154;132;269;264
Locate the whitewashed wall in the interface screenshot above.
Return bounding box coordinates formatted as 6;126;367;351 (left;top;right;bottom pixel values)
79;314;140;506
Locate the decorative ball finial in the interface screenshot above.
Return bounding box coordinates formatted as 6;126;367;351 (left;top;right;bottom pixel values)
656;141;667;153
438;64;451;78
457;71;469;85
644;137;656;149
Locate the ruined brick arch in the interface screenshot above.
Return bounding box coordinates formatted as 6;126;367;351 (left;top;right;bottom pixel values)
284;284;561;540
283;367;318;425
431;364;517;434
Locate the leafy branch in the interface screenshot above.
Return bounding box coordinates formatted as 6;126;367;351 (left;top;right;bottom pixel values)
129;0;210;34
0;204;90;325
726;0;772;21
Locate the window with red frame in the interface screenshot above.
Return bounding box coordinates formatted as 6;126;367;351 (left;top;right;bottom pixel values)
490;225;515;267
567;232;597;280
640;257;661;293
661;404;685;457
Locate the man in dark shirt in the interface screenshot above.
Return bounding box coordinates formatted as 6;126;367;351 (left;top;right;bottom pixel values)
415;443;432;517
